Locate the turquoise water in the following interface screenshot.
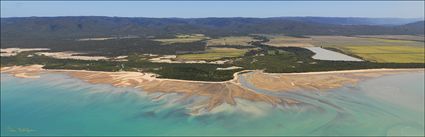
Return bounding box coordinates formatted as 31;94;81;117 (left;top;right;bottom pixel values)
1;72;424;136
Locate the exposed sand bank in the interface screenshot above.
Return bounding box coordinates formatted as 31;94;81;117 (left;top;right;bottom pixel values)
0;48;122;61
0;65;281;114
35;52;110;61
1;65;423;114
244;69;424;92
0;48;50;57
1;65;45;78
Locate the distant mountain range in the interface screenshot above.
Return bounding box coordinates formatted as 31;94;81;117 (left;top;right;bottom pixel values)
1;16;424;39
276;17;423;26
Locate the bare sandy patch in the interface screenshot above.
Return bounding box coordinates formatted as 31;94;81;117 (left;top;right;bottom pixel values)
263;35;315;47
76;36;139;41
35;52;110;61
217;66;243;70
244;69;424;92
0;48;50;57
1;65;45;78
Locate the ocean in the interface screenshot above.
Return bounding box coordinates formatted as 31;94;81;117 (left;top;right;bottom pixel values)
1;72;424;136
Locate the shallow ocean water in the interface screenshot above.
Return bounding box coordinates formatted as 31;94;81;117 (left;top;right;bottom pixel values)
1;72;424;136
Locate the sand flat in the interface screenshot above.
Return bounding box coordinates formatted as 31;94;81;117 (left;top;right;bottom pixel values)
35;52;110;61
0;48;50;57
244;69;424;92
1;65;423;114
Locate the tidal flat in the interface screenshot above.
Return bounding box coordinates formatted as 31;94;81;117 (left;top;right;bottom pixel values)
1;67;424;136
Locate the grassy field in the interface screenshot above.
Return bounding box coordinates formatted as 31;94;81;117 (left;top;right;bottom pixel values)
260;35;314;47
310;36;425;47
305;36;424;63
177;48;248;60
342;46;425;63
356;35;425;42
207;36;257;46
154;34;209;45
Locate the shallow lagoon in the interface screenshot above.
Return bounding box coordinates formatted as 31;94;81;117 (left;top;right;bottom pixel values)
1;72;423;136
305;47;363;61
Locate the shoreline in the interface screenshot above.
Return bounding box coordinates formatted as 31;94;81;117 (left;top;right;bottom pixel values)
50;68;425;83
262;68;424;76
1;65;424;83
2;65;424;114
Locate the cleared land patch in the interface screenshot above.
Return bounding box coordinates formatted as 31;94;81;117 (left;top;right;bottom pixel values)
356;35;425;42
263;35;314;47
342;46;425;63
177;48;249;61
310;36;424;47
35;52;111;61
207;36;257;47
154;34;209;45
307;36;424;63
0;48;50;57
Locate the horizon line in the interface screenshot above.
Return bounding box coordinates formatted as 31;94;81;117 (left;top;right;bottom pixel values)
1;15;425;19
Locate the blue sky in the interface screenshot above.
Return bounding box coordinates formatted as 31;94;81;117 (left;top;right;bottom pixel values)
1;1;424;18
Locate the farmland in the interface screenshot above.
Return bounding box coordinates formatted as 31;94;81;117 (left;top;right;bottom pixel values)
342;46;425;63
310;36;424;47
261;35;314;47
153;34;209;44
177;48;249;60
356;35;425;42
207;36;257;47
307;36;424;63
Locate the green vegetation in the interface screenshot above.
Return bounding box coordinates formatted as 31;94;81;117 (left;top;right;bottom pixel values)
2;35;424;82
310;36;424;47
260;35;314;47
356;35;425;42
177;48;249;60
342;46;425;63
1;17;424;82
207;36;257;47
309;35;425;63
2;17;423;41
153;34;209;45
1;51;240;81
1;38;207;56
236;42;423;73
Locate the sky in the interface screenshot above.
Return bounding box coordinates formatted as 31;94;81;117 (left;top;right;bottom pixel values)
1;1;424;18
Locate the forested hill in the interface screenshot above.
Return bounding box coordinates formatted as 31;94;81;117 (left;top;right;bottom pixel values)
1;16;424;39
277;17;422;26
396;21;425;34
